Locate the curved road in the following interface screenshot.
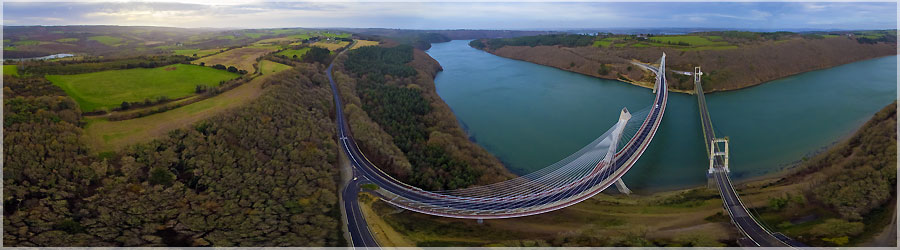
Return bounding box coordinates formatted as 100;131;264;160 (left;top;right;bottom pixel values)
328;51;668;245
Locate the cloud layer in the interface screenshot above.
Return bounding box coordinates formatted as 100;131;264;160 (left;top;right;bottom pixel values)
3;1;896;30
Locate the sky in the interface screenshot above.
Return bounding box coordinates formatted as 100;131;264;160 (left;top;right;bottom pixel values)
3;1;897;31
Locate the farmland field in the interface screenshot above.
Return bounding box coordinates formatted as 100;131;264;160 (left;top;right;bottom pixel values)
320;32;350;38
649;35;729;46
288;34;312;40
56;38;79;43
592;37;623;47
3;65;18;76
193;45;278;72
255;37;297;45
88;35;124;46
174;48;223;57
259;60;291;74
83;68;284;151
312;41;350;51
350;40;379;50
276;47;310;58
13;40;40;46
46;64;238;112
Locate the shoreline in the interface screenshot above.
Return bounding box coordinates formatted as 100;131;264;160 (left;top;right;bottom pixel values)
475;43;896;94
430;42;890;197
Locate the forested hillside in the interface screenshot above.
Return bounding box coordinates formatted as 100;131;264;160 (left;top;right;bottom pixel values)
470;31;897;92
333;44;514;191
759;102;897;246
3;63;343;246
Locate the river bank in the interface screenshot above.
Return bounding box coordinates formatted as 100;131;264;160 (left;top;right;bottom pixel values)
428;40;896;191
475;36;896;93
360;101;895;247
364;41;898;247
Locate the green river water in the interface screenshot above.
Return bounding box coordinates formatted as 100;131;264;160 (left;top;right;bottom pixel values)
428;40;897;191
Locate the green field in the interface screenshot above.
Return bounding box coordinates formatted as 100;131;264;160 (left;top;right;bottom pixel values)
56;38;79;43
13;40;40;46
3;65;18;76
321;32;350;38
276;47;311;58
651;36;729;46
593;37;623;47
88;35;123;46
173;48;222;57
259;60;291;74
84;70;278;151
46;64;238;112
244;32;267;39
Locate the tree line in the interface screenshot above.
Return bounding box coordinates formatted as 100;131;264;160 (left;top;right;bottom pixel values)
338;45;511;191
3;63;344;246
470;34;595;50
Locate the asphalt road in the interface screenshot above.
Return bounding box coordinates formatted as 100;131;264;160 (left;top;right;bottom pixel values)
328;51;668;244
329;56;668;219
695;79;790;247
325;42;380;248
341;175;380;248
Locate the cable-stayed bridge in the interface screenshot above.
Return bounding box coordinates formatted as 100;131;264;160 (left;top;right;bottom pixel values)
329;52;669;233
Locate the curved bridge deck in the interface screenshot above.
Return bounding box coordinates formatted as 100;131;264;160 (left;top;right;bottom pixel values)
331;54;669;220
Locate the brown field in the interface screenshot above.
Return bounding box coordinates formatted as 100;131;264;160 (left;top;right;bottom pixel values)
361;186;740;247
359;173;842;247
312;41;350;51
350;40;380;50
254;37;298;45
192;45;278;72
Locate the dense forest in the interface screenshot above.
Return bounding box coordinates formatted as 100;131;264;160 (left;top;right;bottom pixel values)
469;34;595;50
3;63;344;246
338;28;555;49
333;44;514;191
762;102;897;246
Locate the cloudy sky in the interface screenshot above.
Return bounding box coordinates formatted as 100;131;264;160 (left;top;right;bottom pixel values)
3;1;897;30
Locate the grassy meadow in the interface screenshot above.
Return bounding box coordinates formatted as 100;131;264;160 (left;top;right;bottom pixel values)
650;35;728;46
55;38;79;43
173;48;223;57
3;65;18;76
83;67;290;151
46;64;238;112
259;60;292;74
88;35;124;46
276;47;311;59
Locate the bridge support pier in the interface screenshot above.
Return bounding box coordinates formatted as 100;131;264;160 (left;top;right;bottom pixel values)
615;179;632;194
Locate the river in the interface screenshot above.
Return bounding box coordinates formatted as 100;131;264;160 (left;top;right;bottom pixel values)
428;40;897;191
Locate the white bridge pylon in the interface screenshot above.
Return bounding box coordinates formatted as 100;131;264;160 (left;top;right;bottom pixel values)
708;137;730;173
362;53;669;219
